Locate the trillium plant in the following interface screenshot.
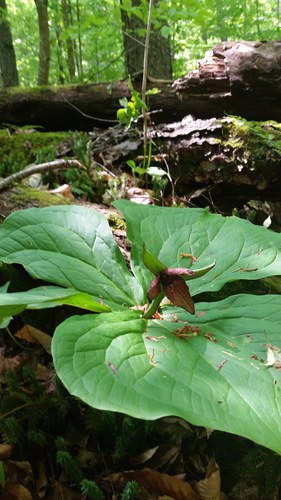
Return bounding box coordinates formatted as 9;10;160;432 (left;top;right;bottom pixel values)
1;200;281;454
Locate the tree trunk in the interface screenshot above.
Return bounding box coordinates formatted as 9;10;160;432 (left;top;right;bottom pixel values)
120;0;172;79
0;0;19;87
1;41;281;129
61;0;76;81
75;0;83;78
34;0;50;85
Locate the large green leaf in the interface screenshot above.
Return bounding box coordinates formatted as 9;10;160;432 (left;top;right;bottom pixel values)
0;205;143;310
114;200;281;295
52;294;281;454
0;286;110;323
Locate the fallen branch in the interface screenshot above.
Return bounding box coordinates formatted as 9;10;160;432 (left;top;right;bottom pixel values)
0;159;86;192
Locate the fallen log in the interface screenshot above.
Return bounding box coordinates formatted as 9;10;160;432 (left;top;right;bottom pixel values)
173;40;281;122
1;41;281;130
91;115;281;198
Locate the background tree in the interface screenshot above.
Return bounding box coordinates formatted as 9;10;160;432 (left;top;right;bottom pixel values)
120;0;172;79
0;0;18;86
5;0;281;87
61;0;76;81
34;0;50;85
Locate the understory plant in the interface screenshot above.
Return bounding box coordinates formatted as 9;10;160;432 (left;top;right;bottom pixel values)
1;201;281;453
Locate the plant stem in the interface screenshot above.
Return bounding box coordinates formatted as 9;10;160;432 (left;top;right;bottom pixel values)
5;326;34;351
143;289;165;319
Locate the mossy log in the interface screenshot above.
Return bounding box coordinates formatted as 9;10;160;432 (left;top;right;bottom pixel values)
1;41;281;130
91;115;281;201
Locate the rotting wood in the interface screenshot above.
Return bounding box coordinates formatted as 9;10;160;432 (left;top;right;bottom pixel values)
1;41;281;130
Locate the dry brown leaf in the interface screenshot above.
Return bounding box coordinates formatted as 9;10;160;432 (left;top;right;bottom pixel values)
35;461;48;498
126;187;154;204
5;460;33;485
2;482;33;500
47;478;82;499
0;443;13;460
49;184;74;199
106;468;199;500
132;444;180;470
15;325;52;354
195;457;221;500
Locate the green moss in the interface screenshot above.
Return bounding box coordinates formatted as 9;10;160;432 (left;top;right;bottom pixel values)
0;130;70;177
233;447;281;497
10;185;71;207
223;116;281;166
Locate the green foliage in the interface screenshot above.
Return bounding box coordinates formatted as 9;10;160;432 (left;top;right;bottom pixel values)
35;145;57;164
227;116;281;158
0;461;5;487
0;151;27;178
118;79;163;183
56;450;83;484
0;130;68;178
69;131;93;169
27;429;47;447
117;78;147;128
121;481;140;500
0;416;25;447
80;479;105;500
56;442;105;497
1;203;281;453
6;0;281;85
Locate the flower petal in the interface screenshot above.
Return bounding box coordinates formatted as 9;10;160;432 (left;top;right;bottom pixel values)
162;275;195;314
147;274;162;301
163;267;196;277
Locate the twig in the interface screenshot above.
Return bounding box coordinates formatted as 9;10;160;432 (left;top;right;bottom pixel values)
0;159;86;192
62;94;118;123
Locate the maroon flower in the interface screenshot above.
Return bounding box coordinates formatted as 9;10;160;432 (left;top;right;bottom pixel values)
147;268;195;314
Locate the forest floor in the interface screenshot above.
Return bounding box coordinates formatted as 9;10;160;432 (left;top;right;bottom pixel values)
1;125;281;499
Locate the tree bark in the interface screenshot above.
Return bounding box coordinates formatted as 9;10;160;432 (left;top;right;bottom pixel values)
0;0;19;87
61;0;76;81
1;41;281;129
0;79;179;130
120;0;172;79
34;0;50;85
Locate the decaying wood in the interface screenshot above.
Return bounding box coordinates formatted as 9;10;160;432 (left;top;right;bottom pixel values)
91;116;281;196
172;40;281;121
0;159;85;192
0;80;178;131
1;41;281;130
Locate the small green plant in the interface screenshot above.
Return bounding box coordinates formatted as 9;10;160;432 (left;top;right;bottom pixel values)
56;450;83;484
121;481;140;500
80;479;105;500
117;77;159;175
1;202;281;454
117;77;147;129
117;80;169;189
35;145;57;164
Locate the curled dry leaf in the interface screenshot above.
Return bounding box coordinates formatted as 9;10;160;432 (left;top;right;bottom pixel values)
195;457;221;500
0;443;13;460
2;482;33;500
15;325;52;354
131;444;180;471
48;184;74;199
107;468;199;499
